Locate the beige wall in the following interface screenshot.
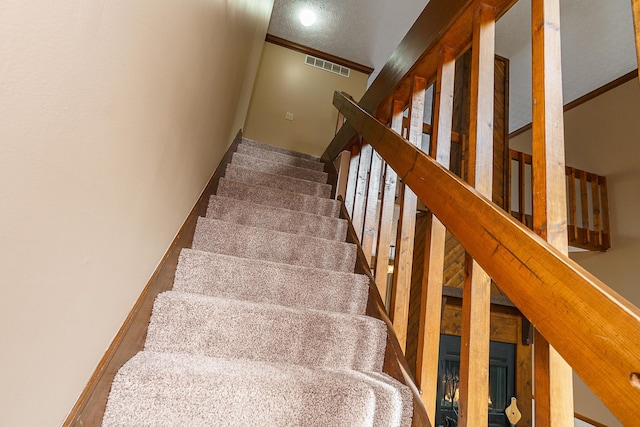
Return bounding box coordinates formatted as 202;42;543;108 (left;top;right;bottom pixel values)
0;1;272;425
243;42;369;157
510;79;640;426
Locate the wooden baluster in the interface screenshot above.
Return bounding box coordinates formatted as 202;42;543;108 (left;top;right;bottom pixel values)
416;47;456;421
374;100;403;303
599;176;611;249
567;167;578;244
579;170;590;245
352;141;373;239
518;152;526;223
335;112;346;134
389;76;427;352
344;142;361;216
362;150;384;265
531;0;575;425
335;150;351;201
458;4;494;426
591;174;601;247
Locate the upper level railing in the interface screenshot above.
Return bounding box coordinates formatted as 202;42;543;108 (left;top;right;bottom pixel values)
323;0;640;425
509;149;611;252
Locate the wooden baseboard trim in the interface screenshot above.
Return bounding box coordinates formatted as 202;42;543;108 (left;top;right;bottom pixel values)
63;130;243;426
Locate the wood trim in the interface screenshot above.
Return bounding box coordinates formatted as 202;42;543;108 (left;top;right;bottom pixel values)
509;69;639;139
63;131;244;426
574;412;609;427
332;90;640;425
265;34;374;75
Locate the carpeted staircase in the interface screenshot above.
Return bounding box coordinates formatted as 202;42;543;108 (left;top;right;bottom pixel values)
102;137;413;426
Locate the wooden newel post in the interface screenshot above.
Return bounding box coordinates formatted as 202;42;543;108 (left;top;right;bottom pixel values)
531;0;575;425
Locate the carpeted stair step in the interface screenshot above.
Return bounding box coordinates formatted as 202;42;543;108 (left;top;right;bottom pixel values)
206;195;347;241
145;291;387;371
173;249;369;314
225;164;332;198
230;151;328;183
217;178;341;217
241;137;321;161
236;143;325;171
192;217;356;272
102;351;413;427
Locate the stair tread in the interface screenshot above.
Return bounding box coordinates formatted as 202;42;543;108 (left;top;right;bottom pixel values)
217;178;341;217
241;137;321;161
102;351;413;427
146;291;386;371
231;151;328;183
206;195;347;241
237;144;325;171
174;249;369;314
192;217;357;272
225;163;332;198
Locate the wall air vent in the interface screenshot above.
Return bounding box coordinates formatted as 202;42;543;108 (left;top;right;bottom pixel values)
305;55;350;77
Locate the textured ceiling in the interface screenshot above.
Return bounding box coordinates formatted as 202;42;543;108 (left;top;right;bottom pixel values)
267;0;638;132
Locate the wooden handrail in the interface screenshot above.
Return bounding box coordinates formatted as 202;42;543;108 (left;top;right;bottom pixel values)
331;90;640;425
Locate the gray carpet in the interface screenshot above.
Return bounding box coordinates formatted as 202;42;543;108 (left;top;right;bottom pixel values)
206;195;348;241
103;139;413;426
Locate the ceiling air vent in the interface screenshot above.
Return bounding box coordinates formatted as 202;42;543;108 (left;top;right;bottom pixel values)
305;55;350;77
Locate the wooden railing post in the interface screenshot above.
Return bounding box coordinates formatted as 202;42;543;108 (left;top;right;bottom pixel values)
531;0;575;425
389;76;427;351
416;47;456;421
374;100;404;303
458;4;495;426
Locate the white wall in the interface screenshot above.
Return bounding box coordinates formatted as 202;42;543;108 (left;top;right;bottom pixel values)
510;78;640;427
0;0;273;425
243;42;369;157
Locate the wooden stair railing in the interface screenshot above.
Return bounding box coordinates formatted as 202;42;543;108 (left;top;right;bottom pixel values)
509;149;611;251
323;0;640;425
329;89;640;426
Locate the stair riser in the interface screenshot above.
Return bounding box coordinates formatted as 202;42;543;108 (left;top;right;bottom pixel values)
192;217;357;272
206;196;347;241
231;152;328;183
241;137;320;161
225;164;332;198
145;291;387;371
216;178;341;217
173;249;369;315
236;144;325;171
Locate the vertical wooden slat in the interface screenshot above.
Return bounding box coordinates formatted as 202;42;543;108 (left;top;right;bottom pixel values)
591;174;601;246
531;0;575;425
362;151;384;265
375;101;403;302
567;167;578;242
518;152;526;223
335;150;351;201
458;4;495;427
579;171;590;245
344;143;361;216
352;142;373;239
599;176;611;248
389;76;427;352
415;47;456;421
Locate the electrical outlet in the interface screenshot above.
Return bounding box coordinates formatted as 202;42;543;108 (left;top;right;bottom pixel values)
285;112;294;121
